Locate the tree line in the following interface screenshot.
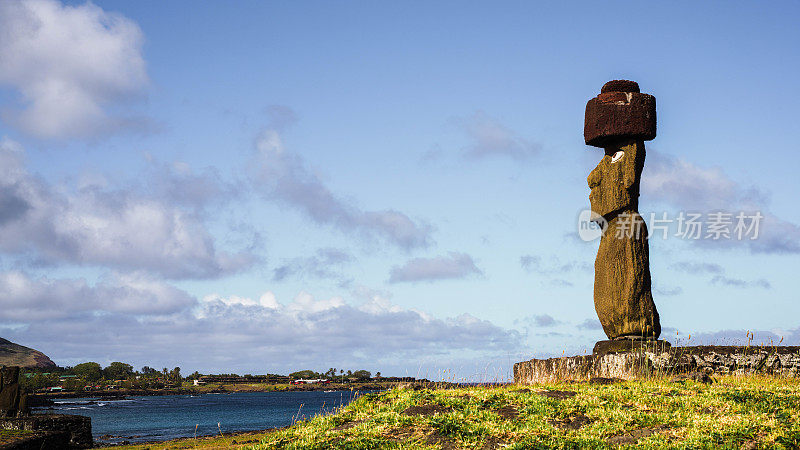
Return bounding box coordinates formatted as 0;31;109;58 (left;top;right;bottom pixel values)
21;363;383;391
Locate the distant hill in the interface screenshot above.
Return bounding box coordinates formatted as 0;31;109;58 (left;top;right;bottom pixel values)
0;338;57;369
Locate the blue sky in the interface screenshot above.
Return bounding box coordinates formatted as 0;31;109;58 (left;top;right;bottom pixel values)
0;0;798;380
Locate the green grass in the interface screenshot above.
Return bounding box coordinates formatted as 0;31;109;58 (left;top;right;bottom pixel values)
114;375;800;449
248;375;800;449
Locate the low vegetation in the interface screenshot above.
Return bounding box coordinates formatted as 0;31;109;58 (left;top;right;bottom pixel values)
117;374;800;449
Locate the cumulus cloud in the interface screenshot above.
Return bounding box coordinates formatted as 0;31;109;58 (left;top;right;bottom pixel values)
0;138;253;278
2;289;522;376
643;151;766;212
520;255;591;287
577;318;603;330
0;270;196;321
710;275;770;289
514;314;563;331
669;261;724;275
532;314;558;327
251;125;433;250
520;255;592;274
0;0;149;139
653;285;683;296
141;158;241;211
457;111;540;160
201;292;280;310
643;150;800;253
389;252;482;283
670;260;770;290
273;248;353;282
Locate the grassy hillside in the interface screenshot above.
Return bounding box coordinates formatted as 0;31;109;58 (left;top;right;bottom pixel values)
117;375;800;449
0;337;56;368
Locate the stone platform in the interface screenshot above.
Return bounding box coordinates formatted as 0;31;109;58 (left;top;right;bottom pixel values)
0;414;92;449
514;345;800;385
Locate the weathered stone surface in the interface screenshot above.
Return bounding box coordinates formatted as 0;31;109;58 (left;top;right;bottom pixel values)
594;339;671;355
588;139;660;340
0;367;27;418
0;414;92;449
514;346;800;384
601;79;640;94
584;80;656;148
0;430;70;450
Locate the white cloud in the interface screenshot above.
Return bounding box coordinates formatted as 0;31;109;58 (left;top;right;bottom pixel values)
0;270;196;321
272;248;353;282
457;111;540;160
2;287;521;376
643;151;766;212
518;255;591;288
532;314;558;327
710;275;771;290
643;150;800;253
0;0;148;139
577;318;603;330
251;126;433;250
0;138;253;278
201;293;280;310
670;260;770;290
389;252;482;283
520;255;592;274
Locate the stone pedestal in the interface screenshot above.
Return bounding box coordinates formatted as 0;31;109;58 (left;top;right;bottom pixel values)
514;345;800;385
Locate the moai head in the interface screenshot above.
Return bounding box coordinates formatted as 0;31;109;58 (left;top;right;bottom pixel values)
584;80;656;148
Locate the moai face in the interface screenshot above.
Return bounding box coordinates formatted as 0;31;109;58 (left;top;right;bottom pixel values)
587;139;640;218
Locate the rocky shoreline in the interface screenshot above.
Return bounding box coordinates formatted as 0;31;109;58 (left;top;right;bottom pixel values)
27;382;408;407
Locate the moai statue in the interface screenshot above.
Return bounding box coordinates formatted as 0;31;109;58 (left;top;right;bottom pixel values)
584;80;662;345
0;366;29;417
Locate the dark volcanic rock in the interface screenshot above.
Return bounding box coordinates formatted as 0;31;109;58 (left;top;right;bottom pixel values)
594;339;671;355
0;338;56;369
584;80;656;147
0;414;92;448
601;80;640;93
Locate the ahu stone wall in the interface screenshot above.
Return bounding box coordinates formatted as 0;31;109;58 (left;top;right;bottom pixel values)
514;346;800;385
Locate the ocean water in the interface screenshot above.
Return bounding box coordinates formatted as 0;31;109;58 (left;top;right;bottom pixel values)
33;390;367;445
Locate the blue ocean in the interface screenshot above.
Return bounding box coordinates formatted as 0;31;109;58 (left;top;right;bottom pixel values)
33;391;366;445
